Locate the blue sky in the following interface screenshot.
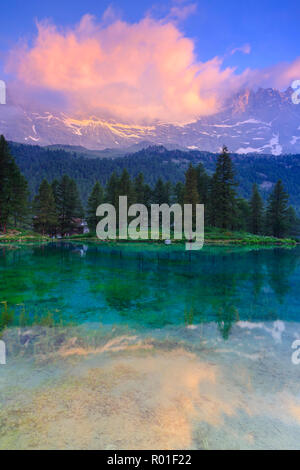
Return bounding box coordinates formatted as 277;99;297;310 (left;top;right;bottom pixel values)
1;0;299;76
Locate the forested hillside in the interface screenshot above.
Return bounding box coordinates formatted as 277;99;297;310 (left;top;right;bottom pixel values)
2;136;298;239
9;142;300;212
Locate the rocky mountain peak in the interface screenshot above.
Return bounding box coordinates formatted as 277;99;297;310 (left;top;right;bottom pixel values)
1;87;300;155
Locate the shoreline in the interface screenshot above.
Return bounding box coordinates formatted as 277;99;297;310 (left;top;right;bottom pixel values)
0;228;297;247
0;235;297;248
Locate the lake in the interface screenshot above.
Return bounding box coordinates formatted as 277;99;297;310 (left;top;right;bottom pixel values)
0;242;300;449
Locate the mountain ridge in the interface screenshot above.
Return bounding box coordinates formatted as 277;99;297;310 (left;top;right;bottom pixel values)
9;141;300;213
2;87;300;155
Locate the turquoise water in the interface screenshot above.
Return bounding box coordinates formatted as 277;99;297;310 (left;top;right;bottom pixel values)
1;242;300;331
1;242;300;449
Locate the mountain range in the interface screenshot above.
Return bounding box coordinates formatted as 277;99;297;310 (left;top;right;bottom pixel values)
2;87;300;155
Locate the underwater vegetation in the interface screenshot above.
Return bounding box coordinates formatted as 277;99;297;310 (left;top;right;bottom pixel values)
0;302;66;337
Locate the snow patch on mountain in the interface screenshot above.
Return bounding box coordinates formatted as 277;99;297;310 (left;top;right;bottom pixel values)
1;87;300;154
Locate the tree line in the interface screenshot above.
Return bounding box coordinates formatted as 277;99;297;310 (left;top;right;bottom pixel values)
0;136;28;232
10;140;300;213
33;176;84;235
182;146;298;238
0;135;298;239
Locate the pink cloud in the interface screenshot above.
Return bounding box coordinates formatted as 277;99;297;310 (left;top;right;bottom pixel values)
254;58;300;89
231;44;251;55
7;14;248;123
168;2;198;22
6;13;300;124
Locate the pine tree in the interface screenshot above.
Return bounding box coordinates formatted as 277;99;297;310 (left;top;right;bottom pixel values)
55;175;84;235
196;163;210;205
164;181;172;205
143;183;153;208
87;181;104;233
286;207;300;237
249;183;264;234
105;172;119;206
208;173;218;227
10;170;29;228
34;179;57;235
266;180;289;238
235;198;250;232
209;146;237;229
118;169;135;205
134;173;145;204
196;163;210;225
153;178;170;205
183;163;199;230
133;172;154;207
183;164;199;206
56;175;71;235
0;135;29;232
175;181;184;206
51;179;60;207
0;136;12;231
69;179;84;219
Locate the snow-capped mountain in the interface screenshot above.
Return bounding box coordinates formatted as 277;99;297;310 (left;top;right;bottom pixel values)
1;87;300;154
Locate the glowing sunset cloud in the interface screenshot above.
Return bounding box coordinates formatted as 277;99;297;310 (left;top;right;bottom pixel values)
7;13;247;124
6;11;300;124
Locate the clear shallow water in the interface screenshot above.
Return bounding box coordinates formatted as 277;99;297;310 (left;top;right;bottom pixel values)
1;242;300;449
1;242;300;330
